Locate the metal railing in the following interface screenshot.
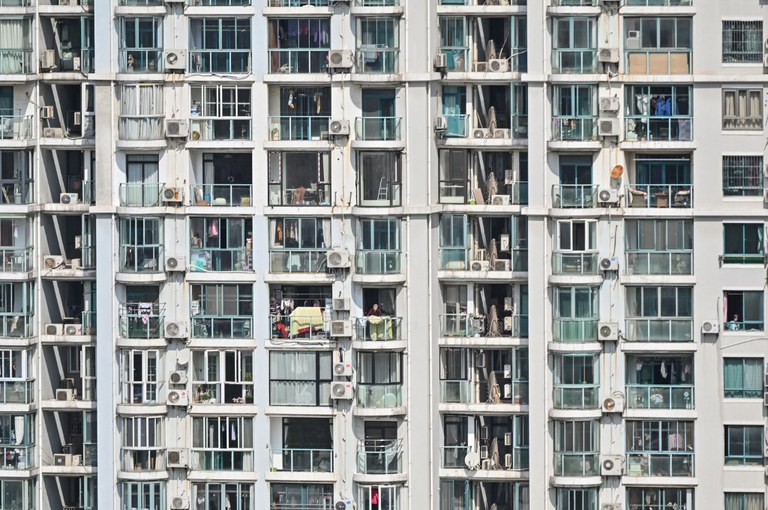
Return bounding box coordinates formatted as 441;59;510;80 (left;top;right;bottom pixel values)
118;49;163;73
439;313;527;338
355;116;401;141
191;317;252;339
190;184;252;207
118;303;165;339
553;384;599;409
268;184;331;206
192;383;253;404
189;247;252;272
192;450;253;471
440;380;528;405
270;313;328;340
625;452;693;477
356;48;399;73
624;318;693;342
626;384;694;410
189;50;251;74
0;50;32;74
552;117;597;141
357;439;402;474
625;184;692;209
552;49;597;74
353;316;402;341
119;183;163;207
624;49;691;75
355;250;401;274
552;318;598;343
190;117;251;141
625;116;692;141
118;116;164;140
0;115;32;140
552;184;598;208
0;247;32;272
357;384;402;408
270;448;333;473
269;250;328;274
268;115;331;141
268;49;328;74
0;379;33;404
552;252;599;275
554;452;599;476
626;251;692;275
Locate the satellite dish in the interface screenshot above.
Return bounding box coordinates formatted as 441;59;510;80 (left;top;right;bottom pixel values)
464;451;481;469
611;164;624;179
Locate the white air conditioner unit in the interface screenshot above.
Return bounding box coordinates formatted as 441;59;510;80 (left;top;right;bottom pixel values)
41;106;54;119
43;127;65;138
328;50;353;69
598;48;619;63
327;249;351;269
171;496;189;510
164;50;187;71
167;448;188;468
701;321;719;334
601;504;622;510
504;453;513;468
333;298;350;311
40;50;56;71
598;118;620;137
330;381;353;399
330;320;353;338
72;57;81;71
602;396;624;413
600;97;621;113
598;322;619;341
470;260;490;271
54;453;82;466
491;194;510;206
44;255;65;269
493;128;510;139
166;119;189;138
333;362;353;377
60;193;79;205
601;455;623;476
487;58;509;72
64;324;82;336
166;256;186;272
56;388;75;401
598;188;619;205
162;187;183;204
626;32;641;50
166;389;189;406
335;500;354;510
71;257;81;269
473;128;491;139
72;112;81;126
169;370;188;385
600;257;619;271
165;322;188;339
46;323;64;336
329;119;350;136
479;445;489;459
476;352;487;368
434;53;447;70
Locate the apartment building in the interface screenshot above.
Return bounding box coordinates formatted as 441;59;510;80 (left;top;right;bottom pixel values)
0;0;764;509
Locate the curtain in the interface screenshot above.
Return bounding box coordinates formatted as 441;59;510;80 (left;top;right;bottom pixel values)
121;85;163;139
0;20;29;74
725;494;763;510
723;90;736;118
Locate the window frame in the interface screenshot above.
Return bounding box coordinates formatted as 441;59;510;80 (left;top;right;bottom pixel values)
722;20;763;64
722;88;763;131
723;357;764;399
724;425;764;466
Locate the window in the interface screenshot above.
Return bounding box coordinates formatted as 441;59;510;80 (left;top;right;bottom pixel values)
270;484;333;510
0;414;33;469
119;217;162;272
190;284;253;338
0;151;32;205
553;355;598;409
0;480;35;510
269;218;329;273
120;349;159;404
554;420;599;476
552;85;596;141
625;85;692;142
357;17;399;73
626;488;693;510
723;21;762;64
189;217;252;272
120;482;164;510
189;18;251;73
270;86;331;141
190;85;251;141
554;219;597;274
0;282;33;337
625;286;693;342
438;149;468;204
268;151;331;206
724;358;763;398
625;355;694;410
121;416;163;471
0;18;33;73
269;351;332;406
119;84;164;140
553;286;599;342
723;155;763;196
192;483;252;510
630;154;691;208
439;214;467;269
724;223;764;263
279;418;333;472
626;420;694;476
552;17;596;73
724;291;764;331
359;485;399;510
191;416;253;471
356;218;401;274
441;86;467;138
119;17;162;72
122;155;159;207
192;350;254;404
723;89;762;131
439;17;468;72
725;493;764;510
556;488;597;510
359;89;398;141
725;425;763;466
268;19;330;74
625;219;693;275
192;153;252;207
357;352;403;408
624;17;691;75
357;152;402;206
556;155;593;208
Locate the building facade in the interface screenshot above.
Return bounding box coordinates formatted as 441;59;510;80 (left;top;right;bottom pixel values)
0;0;764;509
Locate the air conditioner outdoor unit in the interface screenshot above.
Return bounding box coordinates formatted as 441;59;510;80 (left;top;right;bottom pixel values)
491;194;510;206
434;116;447;131
434;53;447;70
598;118;620;137
598;322;619;341
167;448;188;468
602;396;624;413
333;362;353;377
40;50;56;71
333;298;350;311
60;193;79;205
46;323;64;335
493;128;510;139
701;321;719;334
166;256;186;272
54;453;82;466
598;188;619;205
500;234;511;252
327;249;351;269
64;324;82;336
601;455;623;476
43;127;65;138
487;58;509;72
329;119;350;136
44;255;66;269
56;388;75;401
476;352;487;368
328;50;354;69
41;106;54;119
479;445;489;459
169;370;188;385
331;381;353;399
166;119;189;138
504;453;513;468
330;320;353;338
600;97;621;112
72;57;81;71
165;322;188;339
470;260;490;271
162;187;183;204
171;496;190;510
335;500;355;510
164;50;187;71
600;257;619;271
167;390;189;406
626;32;641;50
72;112;81;126
473;128;491;139
598;48;619;63
494;259;511;272
71;257;81;267
601;504;622;510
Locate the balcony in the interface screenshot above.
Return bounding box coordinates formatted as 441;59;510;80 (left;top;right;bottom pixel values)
118;183;163;207
190;247;252;272
625;453;693;477
625;0;691;5
552;185;597;208
441;380;528;406
439;47;469;72
189;50;251;74
0;247;32;272
191;318;252;340
552;318;598;343
119;245;162;273
0;115;32;140
270;448;333;473
0;314;32;338
626;384;694;410
355;117;402;141
0;50;32;74
438;0;527;7
626;251;692;275
625;49;690;75
118;49;162;73
552;252;599;275
441;444;527;470
192;450;253;471
270;310;328;340
554;452;599;477
269;250;328;274
190;117;251;142
625;185;691;208
0;444;33;469
354;316;402;342
625;117;691;142
553;384;599;409
356;49;399;73
269;116;331;142
121;449;165;471
552;117;597;141
357;384;402;409
551;0;597;5
552;50;597;74
267;0;328;4
118;303;164;339
192;383;253;405
355;250;401;275
357;439;402;475
190;184;252;207
268;49;328;74
439;313;528;338
442;114;468;138
624;318;693;343
0;379;33;404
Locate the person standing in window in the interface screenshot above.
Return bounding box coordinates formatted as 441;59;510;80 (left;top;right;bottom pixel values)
728;313;741;331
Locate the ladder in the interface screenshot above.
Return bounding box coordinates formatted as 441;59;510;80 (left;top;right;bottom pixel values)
376;176;388;200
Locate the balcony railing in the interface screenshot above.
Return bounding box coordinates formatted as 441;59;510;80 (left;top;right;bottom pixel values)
625;452;693;477
353;316;402;341
625;116;692;142
268;0;328;5
626;384;694;410
190;247;252;272
442;114;468;138
270;381;330;406
553;384;599;409
0;50;32;74
552;252;599;275
439;48;469;72
357;439;402;475
440;380;528;405
0;315;32;338
355;250;401;275
271;448;333;473
439;313;528;338
624;49;691;75
625;0;691;5
192;383;253;404
0;247;32;272
0;0;31;5
441;444;527;470
438;0;527;5
192;450;253;471
355;117;401;141
270;313;328;340
552;0;597;5
118;49;163;73
626;251;692;275
355;0;399;5
554;452;599;476
356;48;399;73
119;245;162;272
0;445;34;469
189;50;251;74
0;379;33;404
269;250;328;273
552;117;597;141
118;303;165;339
625;185;692;209
191;317;252;339
553;184;597;208
268;49;328;74
439;247;467;270
191;184;252;207
118;116;164;140
119;183;163;207
0;115;32;140
268;116;331;141
624;318;693;342
552;50;597;74
190;117;251;141
553;318;598;343
357;384;402;409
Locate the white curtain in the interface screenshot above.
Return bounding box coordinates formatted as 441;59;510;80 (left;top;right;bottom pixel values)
0;20;29;74
120;84;163;139
269;352;316;405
